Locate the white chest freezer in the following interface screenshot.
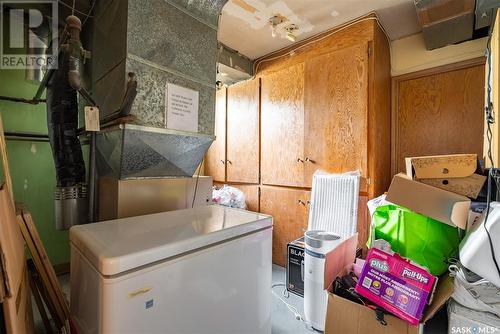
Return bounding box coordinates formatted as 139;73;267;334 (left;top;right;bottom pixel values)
70;205;272;334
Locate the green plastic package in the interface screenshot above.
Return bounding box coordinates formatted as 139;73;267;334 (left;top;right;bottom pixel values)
368;204;461;276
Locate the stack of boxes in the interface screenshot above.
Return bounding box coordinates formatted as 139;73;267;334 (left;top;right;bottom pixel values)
322;154;497;333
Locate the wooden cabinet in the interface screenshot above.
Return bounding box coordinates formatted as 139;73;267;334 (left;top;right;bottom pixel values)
226;80;260;184
260;186;310;266
303;44;369;186
261;64;305;188
207;19;392;263
260;38;390;197
205;88;226;182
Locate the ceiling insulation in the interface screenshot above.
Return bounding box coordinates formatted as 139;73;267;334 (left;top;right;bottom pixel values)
218;0;421;60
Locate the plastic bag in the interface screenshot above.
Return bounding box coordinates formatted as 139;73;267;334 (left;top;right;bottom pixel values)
212;185;247;209
368;204;461;276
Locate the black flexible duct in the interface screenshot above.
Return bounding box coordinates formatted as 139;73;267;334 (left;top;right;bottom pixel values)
46;51;86;187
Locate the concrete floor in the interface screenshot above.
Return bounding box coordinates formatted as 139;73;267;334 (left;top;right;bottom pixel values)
33;266;447;334
271;265;316;334
270;265;448;334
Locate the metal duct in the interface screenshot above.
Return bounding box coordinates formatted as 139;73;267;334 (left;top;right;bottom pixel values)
96;124;214;179
476;0;500;29
415;0;475;50
91;0;226;178
46;42;88;230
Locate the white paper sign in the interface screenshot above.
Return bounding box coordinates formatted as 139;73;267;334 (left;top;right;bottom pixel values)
165;83;199;132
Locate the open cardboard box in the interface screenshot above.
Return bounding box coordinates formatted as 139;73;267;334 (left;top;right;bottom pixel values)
323;235;454;334
386;173;470;229
405;154;485;199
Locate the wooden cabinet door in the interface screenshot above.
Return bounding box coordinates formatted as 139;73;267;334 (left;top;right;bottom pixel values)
260;186;310;267
205;88;226;182
261;63;305;187
226;79;260;184
395;64;485;174
304;44;369;186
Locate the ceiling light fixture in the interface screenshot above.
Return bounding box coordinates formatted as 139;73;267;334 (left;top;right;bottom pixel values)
269;15;284;38
284;24;299;42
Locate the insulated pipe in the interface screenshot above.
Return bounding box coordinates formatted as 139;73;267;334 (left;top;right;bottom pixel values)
65;15;83;90
46;50;86;188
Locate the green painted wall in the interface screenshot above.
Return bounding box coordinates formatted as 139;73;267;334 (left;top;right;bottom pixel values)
0;69;73;265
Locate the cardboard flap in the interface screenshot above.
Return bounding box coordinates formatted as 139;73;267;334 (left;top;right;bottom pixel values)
406;154;477;179
323;234;358;290
386;174;470;229
421;275;454;323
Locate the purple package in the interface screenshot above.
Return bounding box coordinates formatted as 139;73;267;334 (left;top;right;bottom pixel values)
354;248;437;325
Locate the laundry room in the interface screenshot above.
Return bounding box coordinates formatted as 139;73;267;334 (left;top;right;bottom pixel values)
0;0;499;333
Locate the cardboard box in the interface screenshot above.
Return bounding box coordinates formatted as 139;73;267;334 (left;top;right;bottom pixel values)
386;174;470;229
405;154;486;199
322;235;454;334
287;237;305;297
354;248;437;325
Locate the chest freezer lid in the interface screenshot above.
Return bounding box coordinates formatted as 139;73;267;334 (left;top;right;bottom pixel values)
70;205;272;276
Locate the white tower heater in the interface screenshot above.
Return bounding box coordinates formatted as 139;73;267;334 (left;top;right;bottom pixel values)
304;230;343;331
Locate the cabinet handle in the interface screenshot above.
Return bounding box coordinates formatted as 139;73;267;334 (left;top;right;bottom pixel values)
220;160;225;165
298;200;306;206
305;157;315;163
226;160;232;165
307;200;311;206
297;158;304;163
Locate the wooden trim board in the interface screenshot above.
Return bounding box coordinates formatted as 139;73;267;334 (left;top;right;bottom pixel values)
0;114;13;208
16;210;69;331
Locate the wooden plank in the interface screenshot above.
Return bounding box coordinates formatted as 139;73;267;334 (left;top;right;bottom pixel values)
19;211;70;319
3;263;34;334
261;63;305;188
303;43;369;187
0;114;13;206
16;212;66;328
259;186;310;266
28;263;54;334
205;88;227;182
394;64;485;174
33;270;63;331
0;187;33;334
226;79;260;184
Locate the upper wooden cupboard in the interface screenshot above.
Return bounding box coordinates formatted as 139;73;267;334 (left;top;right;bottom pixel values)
226;79;260;184
205;80;260;184
259;20;391;198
